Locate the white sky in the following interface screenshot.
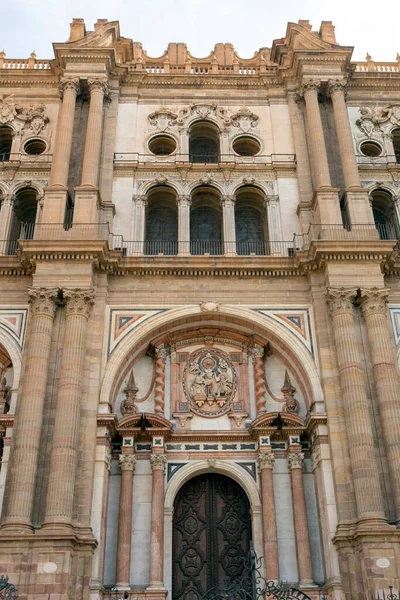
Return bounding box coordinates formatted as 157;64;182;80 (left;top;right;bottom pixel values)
2;0;400;63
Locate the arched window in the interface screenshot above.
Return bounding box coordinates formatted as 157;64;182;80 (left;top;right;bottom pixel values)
190;188;222;254
0;126;13;161
392;129;400;164
370;189;397;240
235;187;268;255
189;122;219;163
9;188;38;249
145;187;178;255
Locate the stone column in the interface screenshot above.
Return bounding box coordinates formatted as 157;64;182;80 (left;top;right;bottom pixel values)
326;288;386;522
329;80;373;226
154;345;167;415
177;195;191;255
49;77;80;189
116;453;136;588
43;288;95;529
359;288;400;525
287;452;313;586
257;453;279;582
252;345;267;416
222;196;236;255
132;195;147;255
265;196;283;255
0;194;15;255
149;453;167;588
80;78;108;188
287;93;313;232
2;288;57;530
301;80;331;189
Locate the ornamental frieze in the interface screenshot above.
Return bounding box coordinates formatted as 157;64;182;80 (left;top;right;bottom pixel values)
356;105;400;138
182;348;237;417
0;96;49;135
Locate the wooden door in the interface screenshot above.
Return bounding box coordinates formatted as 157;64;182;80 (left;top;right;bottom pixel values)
172;474;252;600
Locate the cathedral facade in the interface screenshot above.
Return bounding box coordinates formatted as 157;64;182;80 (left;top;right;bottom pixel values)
0;18;400;600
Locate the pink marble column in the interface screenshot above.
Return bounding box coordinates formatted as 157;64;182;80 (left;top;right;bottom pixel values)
257;452;279;582
252;344;267;415
149;453;167;588
154;345;167;415
116;453;136;588
287;452;313;586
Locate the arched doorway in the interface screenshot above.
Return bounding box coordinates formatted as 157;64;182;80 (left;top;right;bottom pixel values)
172;473;252;600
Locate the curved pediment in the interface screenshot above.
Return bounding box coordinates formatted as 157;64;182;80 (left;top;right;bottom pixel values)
250;411;306;431
118;412;172;433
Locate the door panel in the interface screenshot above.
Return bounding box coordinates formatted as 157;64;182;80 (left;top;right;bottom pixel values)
172;474;251;600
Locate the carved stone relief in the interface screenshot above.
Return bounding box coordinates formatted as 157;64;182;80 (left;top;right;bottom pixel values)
356;105;400;138
182;348;237;417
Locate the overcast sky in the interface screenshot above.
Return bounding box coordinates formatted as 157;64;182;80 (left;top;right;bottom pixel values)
2;0;399;63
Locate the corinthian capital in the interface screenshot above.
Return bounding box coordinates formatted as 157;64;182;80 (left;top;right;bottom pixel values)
28;287;58;319
155;344;168;359
251;344;265;360
287;452;304;470
59;76;80;98
300;79;321;96
257;453;275;470
359;287;389;318
150;453;167;472
177;195;191;208
132;195;147;206
326;287;358;317
221;195;235;206
328;79;348;96
88;77;109;95
64;288;95;319
119;454;137;472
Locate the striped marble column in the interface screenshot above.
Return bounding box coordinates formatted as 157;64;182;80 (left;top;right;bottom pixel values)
326;287;386;523
43;288;95;529
252;345;267;415
149;453;167;588
359;287;400;525
1;288;57;530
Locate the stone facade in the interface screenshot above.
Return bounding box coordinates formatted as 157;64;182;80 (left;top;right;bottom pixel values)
0;17;399;600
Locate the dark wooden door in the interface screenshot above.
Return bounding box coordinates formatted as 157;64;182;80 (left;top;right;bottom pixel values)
172;473;252;600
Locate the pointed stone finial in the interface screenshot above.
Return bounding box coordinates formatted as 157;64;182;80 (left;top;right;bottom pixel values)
366;53;372;61
281;370;300;414
120;370;139;415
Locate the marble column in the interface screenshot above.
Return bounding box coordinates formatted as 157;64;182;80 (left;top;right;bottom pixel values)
43;288;95;529
132;195;147;255
326;288;386;522
265;196;283;255
359;288;400;524
1;288;57;530
301;80;331;190
0;194;15;255
177;195;191;255
116;453;136;588
222;195;236;255
80;78;108;188
149;453;167;588
257;453;279;582
154;345;167;415
287;452;313;586
49;77;80;189
329;79;373;226
252;344;267;416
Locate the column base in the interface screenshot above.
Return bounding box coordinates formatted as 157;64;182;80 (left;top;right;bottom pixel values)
311;188;342;224
0;520;33;534
344;188;375;227
73;186;101;224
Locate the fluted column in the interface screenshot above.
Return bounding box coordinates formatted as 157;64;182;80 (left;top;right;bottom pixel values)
287;452;313;585
43;288;95;529
0;194;15;255
116;453;136;588
49;77;80;189
154;345;167;415
149;453;167;588
257;453;279;582
81;78;108;188
177;195;191;255
252;345;267;415
222;196;236;255
132;195;147;255
2;288;57;530
326;288;386;522
328;80;360;189
359;288;400;524
301;80;331;189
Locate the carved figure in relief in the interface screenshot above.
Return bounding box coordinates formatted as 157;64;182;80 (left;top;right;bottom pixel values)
183;348;236;417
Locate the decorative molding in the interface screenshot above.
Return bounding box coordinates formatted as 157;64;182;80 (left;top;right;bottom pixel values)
106;308;169;358
0;308;28;349
253;308;314;357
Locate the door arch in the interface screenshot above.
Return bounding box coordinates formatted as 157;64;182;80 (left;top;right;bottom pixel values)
172;473;252;600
